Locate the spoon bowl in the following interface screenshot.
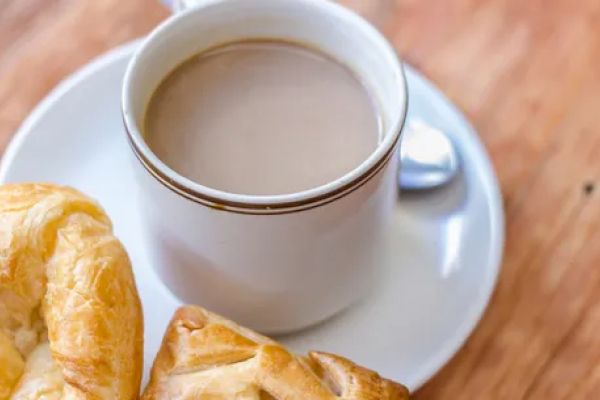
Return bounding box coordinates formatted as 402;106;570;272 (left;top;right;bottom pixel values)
399;119;460;190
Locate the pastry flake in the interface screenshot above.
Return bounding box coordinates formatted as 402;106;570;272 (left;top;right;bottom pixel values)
143;306;409;399
0;184;143;399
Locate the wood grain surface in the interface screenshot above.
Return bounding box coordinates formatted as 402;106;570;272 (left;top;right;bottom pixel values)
1;0;599;398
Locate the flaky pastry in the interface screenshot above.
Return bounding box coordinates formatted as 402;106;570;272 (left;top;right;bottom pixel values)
0;184;143;399
143;306;409;399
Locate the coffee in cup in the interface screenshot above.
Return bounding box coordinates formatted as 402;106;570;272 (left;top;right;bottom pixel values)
144;40;382;195
123;0;407;333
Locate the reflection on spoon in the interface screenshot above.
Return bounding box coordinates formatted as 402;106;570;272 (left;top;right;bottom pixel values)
399;119;460;190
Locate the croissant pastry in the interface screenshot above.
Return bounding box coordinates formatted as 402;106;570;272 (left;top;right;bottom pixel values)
143;306;409;399
0;184;143;399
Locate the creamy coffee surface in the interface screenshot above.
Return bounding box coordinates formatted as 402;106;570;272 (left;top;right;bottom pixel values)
145;40;381;195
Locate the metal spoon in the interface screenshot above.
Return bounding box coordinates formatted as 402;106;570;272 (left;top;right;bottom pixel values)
399;119;460;190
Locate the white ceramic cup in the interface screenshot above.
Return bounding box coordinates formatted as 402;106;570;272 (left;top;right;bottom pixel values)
123;0;407;334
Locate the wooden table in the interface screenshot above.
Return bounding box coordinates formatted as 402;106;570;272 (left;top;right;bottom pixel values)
2;0;599;398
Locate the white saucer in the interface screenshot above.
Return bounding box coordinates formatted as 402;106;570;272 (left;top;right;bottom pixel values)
0;41;503;391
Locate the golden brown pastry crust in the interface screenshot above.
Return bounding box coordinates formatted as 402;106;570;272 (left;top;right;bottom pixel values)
0;184;143;399
143;306;409;399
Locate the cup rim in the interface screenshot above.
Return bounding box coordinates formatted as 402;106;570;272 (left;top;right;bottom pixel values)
122;0;407;214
